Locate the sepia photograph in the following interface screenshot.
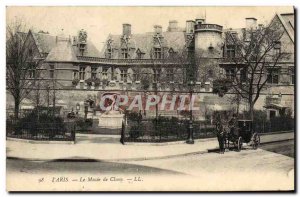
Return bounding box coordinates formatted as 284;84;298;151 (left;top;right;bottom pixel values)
5;6;295;191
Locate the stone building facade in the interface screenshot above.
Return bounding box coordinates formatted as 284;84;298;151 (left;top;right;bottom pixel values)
6;13;295;120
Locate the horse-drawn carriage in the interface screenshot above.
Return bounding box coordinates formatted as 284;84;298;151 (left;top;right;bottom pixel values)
225;119;260;151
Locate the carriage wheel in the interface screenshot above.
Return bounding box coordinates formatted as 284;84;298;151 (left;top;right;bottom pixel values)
252;133;260;150
237;137;243;151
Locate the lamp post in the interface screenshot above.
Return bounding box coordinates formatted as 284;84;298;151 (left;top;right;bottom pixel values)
186;80;195;144
84;101;89;120
76;103;80;115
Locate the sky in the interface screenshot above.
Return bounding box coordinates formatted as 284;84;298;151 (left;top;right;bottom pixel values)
6;6;294;52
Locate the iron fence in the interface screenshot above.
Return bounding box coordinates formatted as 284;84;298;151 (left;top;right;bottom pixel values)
122;119;216;143
122;117;294;143
6;120;76;141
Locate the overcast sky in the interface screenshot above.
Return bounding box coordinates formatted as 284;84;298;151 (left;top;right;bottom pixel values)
7;6;293;51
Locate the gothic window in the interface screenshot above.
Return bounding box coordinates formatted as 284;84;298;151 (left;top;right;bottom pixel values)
102;67;109;80
289;67;294;85
225;68;235;80
91;67;97;79
49;64;55;79
132;69;140;81
73;70;78;79
136;49;144;59
120;69;128;82
166;68;174;81
153;68;161;82
28;64;36;79
274;41;281;56
154;48;162;59
107;47;112;59
207;69;213;78
168;48;176;59
267;67;280;84
121;48;129;59
226;45;235;58
240;68;247;82
79;66;85;80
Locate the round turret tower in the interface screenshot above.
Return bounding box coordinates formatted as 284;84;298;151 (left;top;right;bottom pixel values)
194;20;223;58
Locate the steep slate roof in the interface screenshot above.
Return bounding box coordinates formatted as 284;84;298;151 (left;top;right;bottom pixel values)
100;31;186;58
45;40;78;62
277;13;294;43
23;30;101;60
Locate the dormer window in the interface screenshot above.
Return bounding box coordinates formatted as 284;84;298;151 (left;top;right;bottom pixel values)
274;41;281;56
136;49;144;59
154;48;162;59
168;48;176;59
121;48;129;59
107;47;112;59
226;45;235;58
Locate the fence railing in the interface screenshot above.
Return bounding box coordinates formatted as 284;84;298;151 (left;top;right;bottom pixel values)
122;117;295;143
6;120;76;141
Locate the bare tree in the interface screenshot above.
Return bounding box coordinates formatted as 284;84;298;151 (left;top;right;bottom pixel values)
218;20;290;120
6;19;42;119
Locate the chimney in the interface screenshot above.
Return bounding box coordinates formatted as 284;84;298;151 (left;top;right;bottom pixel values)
123;24;131;36
245;17;257;29
168;20;178;32
154;25;162;35
186;20;195;34
258;24;264;30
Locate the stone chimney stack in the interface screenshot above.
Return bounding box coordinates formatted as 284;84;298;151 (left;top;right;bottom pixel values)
186;20;195;34
154;25;162;35
168;20;178;32
123;24;131;36
245;17;257;29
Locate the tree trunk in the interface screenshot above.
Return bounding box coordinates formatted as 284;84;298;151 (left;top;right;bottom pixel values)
14;98;20;119
249;102;254;121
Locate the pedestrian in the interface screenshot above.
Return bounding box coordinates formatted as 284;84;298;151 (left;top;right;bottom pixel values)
215;113;225;154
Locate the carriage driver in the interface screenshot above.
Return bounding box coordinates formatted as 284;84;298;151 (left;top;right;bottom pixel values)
228;113;238;138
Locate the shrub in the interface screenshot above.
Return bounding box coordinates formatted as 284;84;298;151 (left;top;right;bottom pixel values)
129;124;143;139
72;78;80;86
93;78;101;86
75;118;93;131
16;110;66;138
85;78;93;86
126;111;142;122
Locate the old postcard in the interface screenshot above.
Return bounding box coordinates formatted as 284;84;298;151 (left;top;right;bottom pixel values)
6;6;295;191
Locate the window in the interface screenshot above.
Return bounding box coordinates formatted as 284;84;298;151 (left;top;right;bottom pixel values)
153;68;161;82
267;67;280;84
49;64;55;79
208;69;213;78
240;68;247;82
102;67;108;80
168;48;176;59
154;48;162;59
226;45;235;58
28;49;33;58
121;48;129;59
107;48;112;59
132;69;140;81
274;41;281;56
28;65;36;79
73;70;78;79
289;67;295;85
166;68;174;81
120;69;128;82
79;66;85;80
225;68;235;80
136;52;144;59
91;67;97;79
